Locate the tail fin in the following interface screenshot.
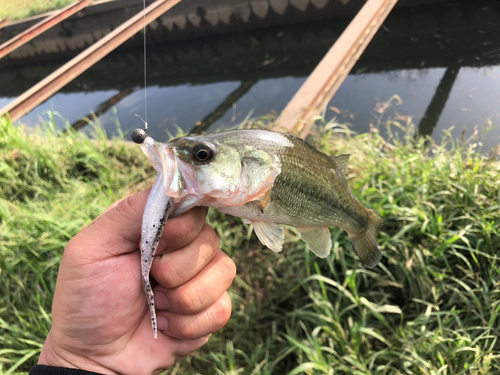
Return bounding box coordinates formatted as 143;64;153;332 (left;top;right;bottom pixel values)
348;210;384;268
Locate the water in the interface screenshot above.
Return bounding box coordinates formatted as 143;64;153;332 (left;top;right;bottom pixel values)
3;0;500;151
330;67;500;151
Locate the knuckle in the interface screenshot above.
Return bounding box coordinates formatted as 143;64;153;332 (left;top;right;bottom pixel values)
201;223;220;249
167;208;208;246
212;293;232;329
196;226;220;264
171;217;194;240
155;258;185;289
178;321;198;339
218;255;237;282
176;294;232;339
112;196;136;222
176;287;201;313
116;197;132;216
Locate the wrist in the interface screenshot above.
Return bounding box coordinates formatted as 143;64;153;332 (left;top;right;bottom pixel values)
38;332;117;375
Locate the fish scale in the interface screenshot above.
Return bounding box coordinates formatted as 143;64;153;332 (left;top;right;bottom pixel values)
255;134;362;228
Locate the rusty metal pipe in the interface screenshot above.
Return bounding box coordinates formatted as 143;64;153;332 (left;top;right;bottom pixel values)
0;0;92;60
276;0;398;138
1;0;182;122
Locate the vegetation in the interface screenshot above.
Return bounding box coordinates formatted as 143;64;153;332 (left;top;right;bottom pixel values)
0;113;499;374
0;0;75;22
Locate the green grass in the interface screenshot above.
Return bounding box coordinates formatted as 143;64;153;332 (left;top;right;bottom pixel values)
0;0;76;22
0;113;499;374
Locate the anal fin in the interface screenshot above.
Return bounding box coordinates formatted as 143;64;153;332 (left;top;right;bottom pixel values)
297;226;332;258
252;221;284;253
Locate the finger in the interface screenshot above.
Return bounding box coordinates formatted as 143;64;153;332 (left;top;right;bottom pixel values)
147;335;211;372
123;315;211;372
154;251;236;314
93;196;127;221
146;335;210;375
70;189;207;259
165;335;211;358
151;222;220;289
157;292;232;340
76;189;151;255
156;206;208;255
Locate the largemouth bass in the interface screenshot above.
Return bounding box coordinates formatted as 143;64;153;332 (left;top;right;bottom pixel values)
132;129;384;338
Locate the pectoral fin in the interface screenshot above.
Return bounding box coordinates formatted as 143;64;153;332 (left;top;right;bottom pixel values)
297;226;332;258
239;148;281;203
256;187;272;210
213;149;280;207
252;221;284;253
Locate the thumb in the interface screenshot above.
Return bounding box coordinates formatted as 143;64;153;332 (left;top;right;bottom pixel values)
71;189;152;259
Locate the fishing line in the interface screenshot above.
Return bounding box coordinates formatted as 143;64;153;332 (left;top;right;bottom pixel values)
131;0;149;144
142;0;148;130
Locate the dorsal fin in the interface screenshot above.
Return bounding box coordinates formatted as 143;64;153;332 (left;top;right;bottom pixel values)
332;154;350;173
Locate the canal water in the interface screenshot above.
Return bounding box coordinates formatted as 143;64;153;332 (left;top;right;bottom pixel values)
2;0;500;152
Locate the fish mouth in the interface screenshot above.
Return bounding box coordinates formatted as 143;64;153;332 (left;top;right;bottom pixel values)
140;136;197;201
141;136;178;197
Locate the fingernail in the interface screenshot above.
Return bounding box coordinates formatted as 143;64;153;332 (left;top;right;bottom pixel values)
155;292;170;310
157;316;168;331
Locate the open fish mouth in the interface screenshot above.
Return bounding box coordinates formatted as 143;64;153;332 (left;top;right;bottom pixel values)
141;136;179;198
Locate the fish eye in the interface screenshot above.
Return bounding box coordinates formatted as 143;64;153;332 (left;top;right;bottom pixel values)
191;143;215;164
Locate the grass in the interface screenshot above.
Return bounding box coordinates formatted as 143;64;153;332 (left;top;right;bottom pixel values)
0;0;76;22
0;112;499;374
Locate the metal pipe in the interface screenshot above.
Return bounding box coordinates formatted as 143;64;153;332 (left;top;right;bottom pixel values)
0;0;92;60
0;18;10;31
275;0;398;137
1;0;182;122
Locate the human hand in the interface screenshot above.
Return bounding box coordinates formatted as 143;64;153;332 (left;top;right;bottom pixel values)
37;189;236;375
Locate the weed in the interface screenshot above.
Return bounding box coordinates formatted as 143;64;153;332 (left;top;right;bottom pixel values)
0;114;499;374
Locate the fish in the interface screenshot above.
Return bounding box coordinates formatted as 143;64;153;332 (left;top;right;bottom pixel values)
133;128;384;338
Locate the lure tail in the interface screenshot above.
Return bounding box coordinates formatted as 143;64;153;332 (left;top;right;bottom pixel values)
138;136;177;338
140;173;174;339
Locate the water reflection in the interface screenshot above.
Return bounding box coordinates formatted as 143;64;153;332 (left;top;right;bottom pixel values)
428;66;500;150
20;90;120;129
2;0;500;152
328;66;500;151
328;68;447;134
